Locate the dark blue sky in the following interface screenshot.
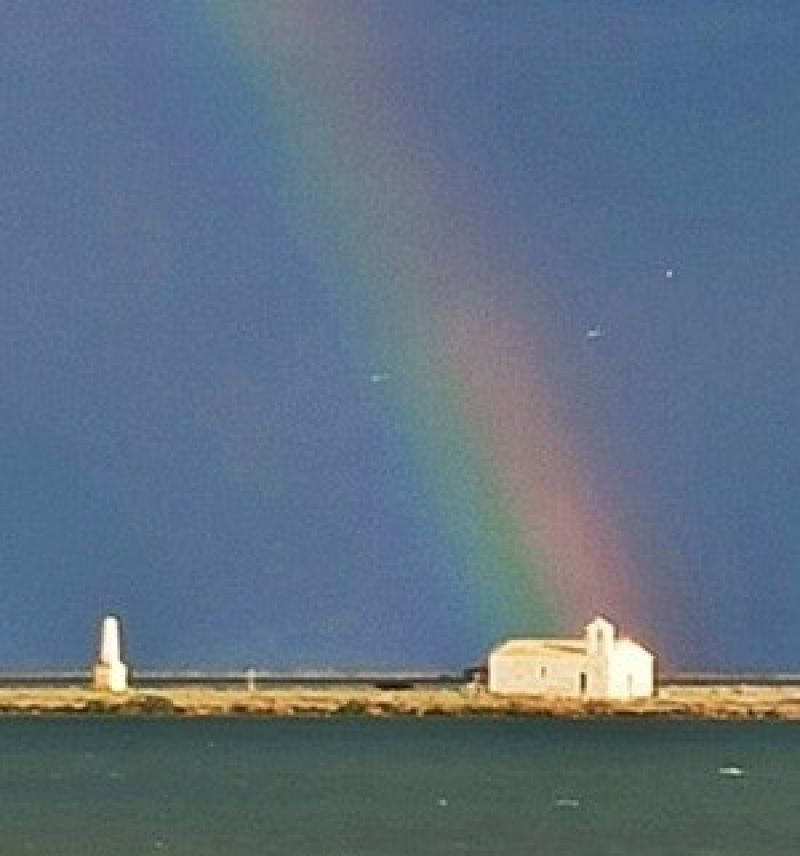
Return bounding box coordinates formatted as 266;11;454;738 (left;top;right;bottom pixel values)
1;2;798;670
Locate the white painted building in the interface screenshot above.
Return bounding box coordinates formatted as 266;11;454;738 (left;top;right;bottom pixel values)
488;616;654;700
91;615;129;693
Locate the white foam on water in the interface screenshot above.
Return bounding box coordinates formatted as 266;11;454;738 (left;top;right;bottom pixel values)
718;766;744;778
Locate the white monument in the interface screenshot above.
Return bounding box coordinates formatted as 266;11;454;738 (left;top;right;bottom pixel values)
92;615;129;692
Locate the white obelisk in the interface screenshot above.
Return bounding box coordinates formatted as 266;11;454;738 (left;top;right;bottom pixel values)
92;615;129;692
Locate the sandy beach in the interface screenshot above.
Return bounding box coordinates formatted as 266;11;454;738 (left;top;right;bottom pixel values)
0;684;798;719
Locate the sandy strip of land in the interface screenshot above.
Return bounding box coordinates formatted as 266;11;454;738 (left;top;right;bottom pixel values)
0;685;799;719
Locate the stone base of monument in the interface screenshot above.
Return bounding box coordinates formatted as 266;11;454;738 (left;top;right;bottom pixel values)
92;661;128;693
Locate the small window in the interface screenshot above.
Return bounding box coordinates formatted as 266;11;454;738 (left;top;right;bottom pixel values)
579;672;588;694
540;666;548;679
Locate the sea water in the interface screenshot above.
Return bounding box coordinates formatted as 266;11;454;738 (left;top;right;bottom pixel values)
0;717;798;855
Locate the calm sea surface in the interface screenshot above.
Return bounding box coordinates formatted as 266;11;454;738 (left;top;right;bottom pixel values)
0;717;798;855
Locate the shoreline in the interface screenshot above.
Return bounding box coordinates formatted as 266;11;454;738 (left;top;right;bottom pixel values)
0;685;798;720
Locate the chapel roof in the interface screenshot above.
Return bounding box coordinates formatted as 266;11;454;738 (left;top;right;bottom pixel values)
490;639;586;659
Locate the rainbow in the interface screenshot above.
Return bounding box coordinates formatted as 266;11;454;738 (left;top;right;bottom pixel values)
199;3;655;646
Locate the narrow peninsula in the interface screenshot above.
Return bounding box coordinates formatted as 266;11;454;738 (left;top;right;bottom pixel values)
0;684;799;720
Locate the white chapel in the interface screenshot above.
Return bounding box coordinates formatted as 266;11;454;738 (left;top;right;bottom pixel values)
488;616;654;700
